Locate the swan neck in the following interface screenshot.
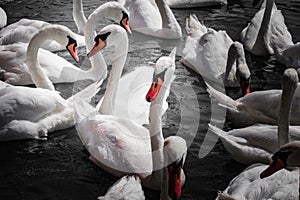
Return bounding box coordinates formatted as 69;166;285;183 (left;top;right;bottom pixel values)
155;0;181;33
258;0;274;43
98;37;128;115
278;73;298;147
26;30;56;90
73;0;87;35
149;73;172;194
85;8;108;80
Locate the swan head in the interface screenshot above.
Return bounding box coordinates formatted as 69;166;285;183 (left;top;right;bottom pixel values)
40;25;79;62
260;141;300;179
87;24;127;58
146;48;176;103
164;136;187;200
88;2;131;34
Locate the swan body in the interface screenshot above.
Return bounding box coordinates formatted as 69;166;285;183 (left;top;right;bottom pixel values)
241;0;293;56
216;163;299;200
209;68;300;165
119;0;182;39
207;83;300;128
181;15;250;94
98;176;145;200
166;0;227;8
0;7;7;28
0;81;100;141
0;18;85;52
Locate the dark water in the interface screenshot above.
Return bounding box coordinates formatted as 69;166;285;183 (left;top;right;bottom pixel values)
0;0;300;199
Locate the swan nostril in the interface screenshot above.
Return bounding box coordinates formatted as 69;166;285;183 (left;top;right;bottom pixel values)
146;96;151;102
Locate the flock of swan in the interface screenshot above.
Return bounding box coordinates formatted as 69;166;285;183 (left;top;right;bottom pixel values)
0;0;299;199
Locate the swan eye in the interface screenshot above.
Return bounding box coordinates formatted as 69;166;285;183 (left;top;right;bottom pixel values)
94;32;111;44
67;35;77;48
108;135;117;144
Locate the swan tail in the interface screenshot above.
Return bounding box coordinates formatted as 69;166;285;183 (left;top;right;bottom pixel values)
185;14;207;37
206;82;240;112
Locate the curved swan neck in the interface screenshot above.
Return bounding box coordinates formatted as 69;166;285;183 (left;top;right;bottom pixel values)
26;27;65;91
278;69;298;147
98;34;128;115
225;42;249;81
73;0;87;35
155;0;182;37
85;5;113;81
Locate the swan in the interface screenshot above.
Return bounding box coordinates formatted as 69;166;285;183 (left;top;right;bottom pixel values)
98;175;145;200
216;163;299;200
208;68;300;165
0;3;131;86
0;25;101;141
118;0;182;39
87;19;166;126
0;80;100;141
260;141;300;178
74;25;187;199
0;2;85;52
181;14;251;95
82;1;131;82
0;25;79;87
0;7;7;29
166;0;227;8
240;0;294;57
206;77;300;128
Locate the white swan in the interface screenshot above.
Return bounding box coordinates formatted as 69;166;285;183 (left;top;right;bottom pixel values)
98;175;145;200
0;7;7;29
0;25;79;87
240;0;294;57
0;16;85;52
260;141;300;178
207;79;300;128
74;25;187;199
83;1;131;82
87;19;166;126
0;3;131;86
0;25;101;141
166;0;227;8
119;0;182;39
208;68;300;165
181;14;251;95
216;163;299;200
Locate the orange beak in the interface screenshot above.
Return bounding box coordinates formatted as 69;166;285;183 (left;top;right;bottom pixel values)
260;157;285;179
168;164;182;200
87;38;106;58
241;79;250;96
145;77;163;102
121;17;132;34
66;42;79;63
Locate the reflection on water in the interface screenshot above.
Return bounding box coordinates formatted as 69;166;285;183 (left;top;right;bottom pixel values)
0;0;300;199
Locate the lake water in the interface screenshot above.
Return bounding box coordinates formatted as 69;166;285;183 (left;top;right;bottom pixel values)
0;0;300;199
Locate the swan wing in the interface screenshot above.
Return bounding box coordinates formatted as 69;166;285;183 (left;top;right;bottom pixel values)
76;113;152;177
218;164;299;200
98;176;145;200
